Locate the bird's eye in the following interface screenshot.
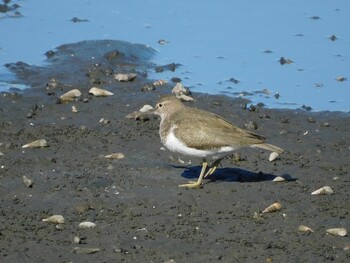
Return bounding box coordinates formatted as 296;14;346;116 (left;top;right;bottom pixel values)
158;103;163;108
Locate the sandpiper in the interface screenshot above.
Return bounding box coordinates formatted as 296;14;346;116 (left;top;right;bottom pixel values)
152;95;283;188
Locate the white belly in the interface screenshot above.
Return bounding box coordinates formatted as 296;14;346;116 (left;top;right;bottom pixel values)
163;127;238;160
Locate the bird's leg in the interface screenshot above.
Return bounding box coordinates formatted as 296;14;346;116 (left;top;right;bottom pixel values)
204;159;222;178
179;161;208;189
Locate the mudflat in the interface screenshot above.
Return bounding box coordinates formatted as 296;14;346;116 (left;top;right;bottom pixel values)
0;40;349;262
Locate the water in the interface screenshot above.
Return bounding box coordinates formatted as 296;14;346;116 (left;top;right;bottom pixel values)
1;0;349;111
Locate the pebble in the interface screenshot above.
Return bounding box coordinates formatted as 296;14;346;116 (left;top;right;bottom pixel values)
279;57;294;65
335;76;346;82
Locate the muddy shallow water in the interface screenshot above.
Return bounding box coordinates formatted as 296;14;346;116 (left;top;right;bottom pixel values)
0;40;349;262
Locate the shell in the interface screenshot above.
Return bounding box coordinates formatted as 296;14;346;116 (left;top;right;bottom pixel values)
141;84;155;92
23;176;34;188
89;87;113;97
311;186;334;195
78;221;97;229
73;236;81;244
262;202;282;213
153;79;167;86
59;89;82;102
22;139;48;149
114;73;137;82
175;94;194;102
172;82;190;96
298;225;314;233
326;228;347;237
273;176;286;182
105;153;125;159
269;152;279;162
139;104;154;113
72;247;101;254
72;105;78;113
42;215;64;224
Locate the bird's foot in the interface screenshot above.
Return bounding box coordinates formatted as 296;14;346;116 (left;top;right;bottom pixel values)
178;181;202;189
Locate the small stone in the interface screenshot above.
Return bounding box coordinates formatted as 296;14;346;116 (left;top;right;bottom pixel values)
335;76;346;82
279;57;294;65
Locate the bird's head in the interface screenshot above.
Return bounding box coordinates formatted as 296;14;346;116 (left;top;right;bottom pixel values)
152;95;184;118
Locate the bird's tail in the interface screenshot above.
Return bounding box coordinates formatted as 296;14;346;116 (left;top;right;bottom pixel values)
251;143;284;154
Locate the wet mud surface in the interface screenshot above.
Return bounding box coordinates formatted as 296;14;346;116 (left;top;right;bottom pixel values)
1;40;349;262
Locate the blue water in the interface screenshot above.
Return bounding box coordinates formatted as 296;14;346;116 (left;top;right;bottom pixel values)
1;0;349;111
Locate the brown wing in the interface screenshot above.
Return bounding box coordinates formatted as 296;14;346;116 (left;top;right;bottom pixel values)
172;107;265;150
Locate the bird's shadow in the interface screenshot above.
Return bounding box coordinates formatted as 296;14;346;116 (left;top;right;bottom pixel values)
173;165;295;183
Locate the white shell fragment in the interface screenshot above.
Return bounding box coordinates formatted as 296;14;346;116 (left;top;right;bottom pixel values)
326;228;347;237
172;82;190;96
273;176;286;182
114;73;137;82
89;87;114;97
269;152;279;162
176;93;194;102
104;153;125;159
126;104;154;120
152;79;167;86
262;202;282;213
23;176;34;188
172;83;193;101
311;186;334;195
59;89;82;103
72;105;78;113
298;225;314;233
42;215;65;224
78;221;97;229
139;104;154;113
73;236;81;244
22;139;48;149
